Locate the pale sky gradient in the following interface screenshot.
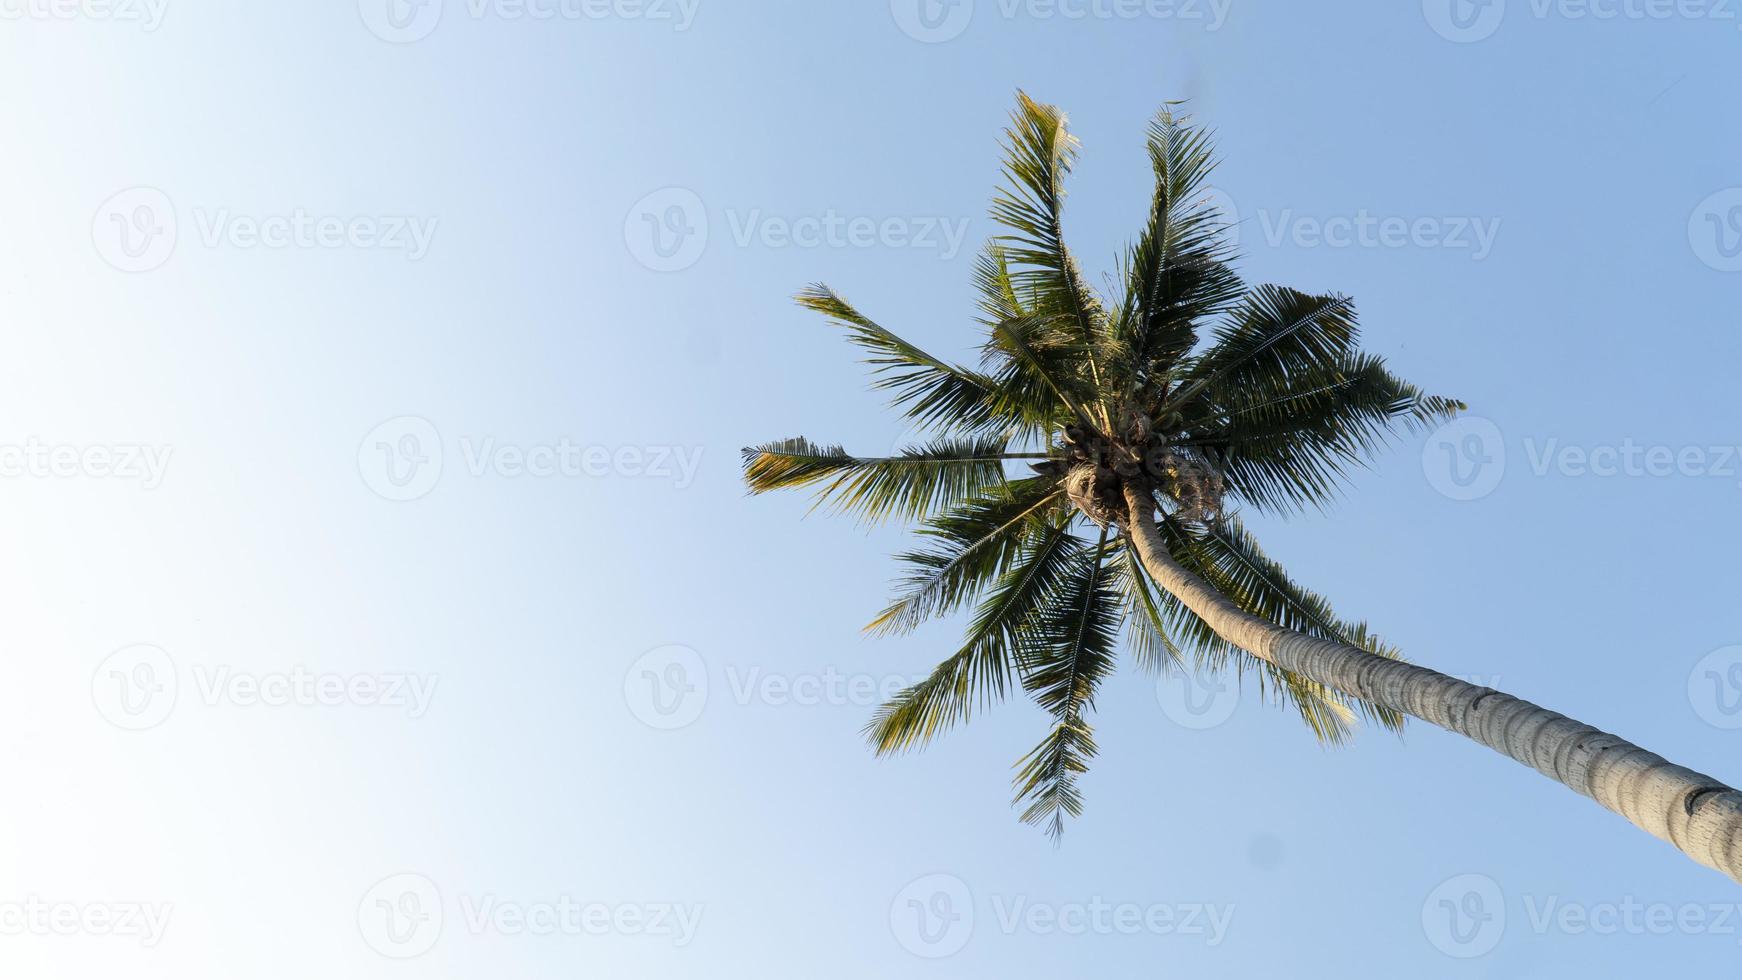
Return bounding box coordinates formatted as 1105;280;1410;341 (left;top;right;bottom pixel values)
3;1;1741;976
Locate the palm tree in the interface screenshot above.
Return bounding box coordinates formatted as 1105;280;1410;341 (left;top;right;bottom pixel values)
742;92;1742;882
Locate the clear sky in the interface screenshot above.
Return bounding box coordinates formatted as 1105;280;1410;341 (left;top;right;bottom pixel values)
3;1;1741;976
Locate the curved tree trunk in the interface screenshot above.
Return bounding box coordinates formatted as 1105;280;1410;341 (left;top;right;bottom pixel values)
1121;484;1742;884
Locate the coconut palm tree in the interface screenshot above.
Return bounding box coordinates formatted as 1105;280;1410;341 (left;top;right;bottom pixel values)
742;93;1742;882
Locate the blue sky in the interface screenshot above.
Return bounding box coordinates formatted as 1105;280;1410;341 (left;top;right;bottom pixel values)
3;0;1741;976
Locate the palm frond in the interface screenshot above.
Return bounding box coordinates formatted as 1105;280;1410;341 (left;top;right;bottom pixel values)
866;520;1088;755
1012;529;1121;838
1169;285;1360;415
796;284;1002;432
1114;542;1183;673
741;434;1018;525
983;314;1099;430
1012;717;1098;842
988;92;1110;346
1150;515;1408;741
974;245;1029;325
1180;352;1465;514
867;477;1064;636
1110;105;1244;400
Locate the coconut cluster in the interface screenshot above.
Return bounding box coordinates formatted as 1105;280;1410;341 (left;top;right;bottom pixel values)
1031;414;1226;527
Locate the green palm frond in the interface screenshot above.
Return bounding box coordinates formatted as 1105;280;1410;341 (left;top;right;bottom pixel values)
1170;285;1360;415
1114;543;1183;673
984;314;1100;430
1182;352;1465;514
1018;530;1121;715
796;284;1003;432
1152;515;1407;740
741;435;1022;525
1013;529;1121;838
1111;105;1244;399
974;245;1029;325
868;477;1065;636
1012;717;1098;842
989;92;1110;345
866;520;1087;755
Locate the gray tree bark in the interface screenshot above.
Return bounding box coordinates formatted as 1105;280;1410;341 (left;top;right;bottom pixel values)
1121;483;1742;884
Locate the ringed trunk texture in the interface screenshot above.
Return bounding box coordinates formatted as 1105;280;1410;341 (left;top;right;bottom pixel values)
1121;484;1742;884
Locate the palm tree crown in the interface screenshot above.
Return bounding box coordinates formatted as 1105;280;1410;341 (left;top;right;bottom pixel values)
744;92;1464;839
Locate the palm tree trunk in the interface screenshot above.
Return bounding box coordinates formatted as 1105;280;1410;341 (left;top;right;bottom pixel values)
1121;484;1742;883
